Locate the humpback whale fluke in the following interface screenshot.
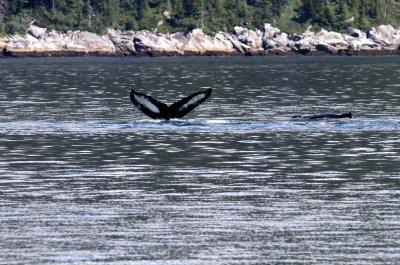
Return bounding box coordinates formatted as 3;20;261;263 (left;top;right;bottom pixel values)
292;112;353;120
130;88;212;120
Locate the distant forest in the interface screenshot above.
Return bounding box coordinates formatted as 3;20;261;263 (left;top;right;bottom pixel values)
1;0;400;35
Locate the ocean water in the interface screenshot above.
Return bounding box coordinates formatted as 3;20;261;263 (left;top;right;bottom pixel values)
1;56;400;264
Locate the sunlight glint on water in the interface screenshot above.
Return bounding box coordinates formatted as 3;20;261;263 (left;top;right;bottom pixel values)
1;57;400;264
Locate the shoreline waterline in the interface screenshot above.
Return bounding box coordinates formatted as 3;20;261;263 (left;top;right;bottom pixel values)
2;24;400;58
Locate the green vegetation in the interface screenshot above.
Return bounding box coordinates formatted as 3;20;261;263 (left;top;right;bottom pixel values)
1;0;400;35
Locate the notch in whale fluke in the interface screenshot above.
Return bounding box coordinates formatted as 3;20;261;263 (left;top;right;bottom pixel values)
130;88;212;120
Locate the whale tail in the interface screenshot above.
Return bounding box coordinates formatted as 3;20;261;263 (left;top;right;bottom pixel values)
130;88;212;120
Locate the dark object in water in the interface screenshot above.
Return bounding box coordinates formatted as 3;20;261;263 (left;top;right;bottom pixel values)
292;112;352;120
130;88;212;120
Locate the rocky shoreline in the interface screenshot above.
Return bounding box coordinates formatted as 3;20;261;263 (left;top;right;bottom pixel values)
1;23;400;57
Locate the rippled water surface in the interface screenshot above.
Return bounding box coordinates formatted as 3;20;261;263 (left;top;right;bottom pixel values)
1;56;400;264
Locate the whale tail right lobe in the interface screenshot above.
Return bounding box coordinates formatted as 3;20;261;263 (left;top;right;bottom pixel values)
169;88;212;119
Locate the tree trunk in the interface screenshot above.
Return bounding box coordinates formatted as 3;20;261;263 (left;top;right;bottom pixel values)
0;0;5;22
87;0;92;28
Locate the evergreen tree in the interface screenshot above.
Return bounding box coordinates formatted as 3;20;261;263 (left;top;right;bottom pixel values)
1;0;400;35
0;0;5;22
136;0;149;21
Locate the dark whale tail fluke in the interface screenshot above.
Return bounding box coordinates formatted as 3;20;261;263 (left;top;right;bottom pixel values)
293;112;353;120
130;88;212;120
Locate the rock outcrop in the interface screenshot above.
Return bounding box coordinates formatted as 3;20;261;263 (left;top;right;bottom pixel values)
233;26;265;55
2;23;400;57
5;24;115;57
367;24;400;49
262;23;294;55
132;29;240;56
107;28;136;55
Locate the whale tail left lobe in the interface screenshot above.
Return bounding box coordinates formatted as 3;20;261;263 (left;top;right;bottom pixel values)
130;88;212;120
130;90;170;119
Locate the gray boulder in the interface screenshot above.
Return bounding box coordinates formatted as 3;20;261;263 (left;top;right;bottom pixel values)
368;24;400;49
348;27;364;38
344;28;380;51
172;28;238;55
263;23;280;39
233;26;264;54
27;24;47;39
134;30;180;55
107;28;136;54
73;31;116;54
